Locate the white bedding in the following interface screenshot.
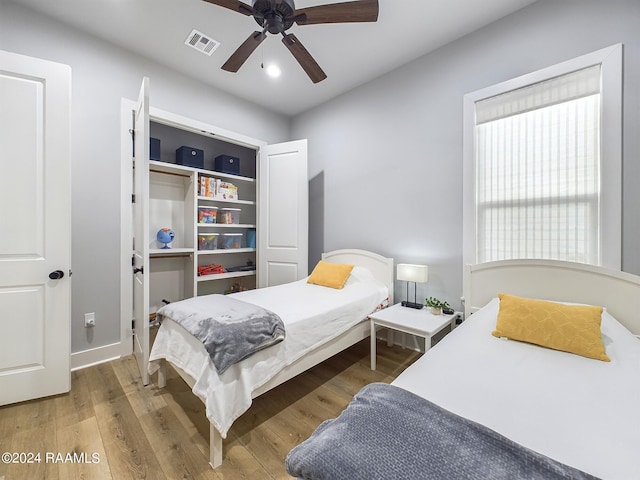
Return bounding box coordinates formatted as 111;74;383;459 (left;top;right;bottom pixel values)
148;267;388;437
393;298;640;479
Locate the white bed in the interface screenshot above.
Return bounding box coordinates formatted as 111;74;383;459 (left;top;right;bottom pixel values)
148;248;393;468
287;260;640;479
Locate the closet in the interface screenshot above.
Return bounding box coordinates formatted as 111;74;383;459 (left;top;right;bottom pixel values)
126;78;308;384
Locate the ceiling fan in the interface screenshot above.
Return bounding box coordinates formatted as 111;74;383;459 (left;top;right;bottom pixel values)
202;0;379;83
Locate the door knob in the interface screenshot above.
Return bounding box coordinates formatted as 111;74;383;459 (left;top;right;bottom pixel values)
49;270;65;280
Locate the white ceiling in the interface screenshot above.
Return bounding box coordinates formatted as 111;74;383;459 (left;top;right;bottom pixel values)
11;0;537;116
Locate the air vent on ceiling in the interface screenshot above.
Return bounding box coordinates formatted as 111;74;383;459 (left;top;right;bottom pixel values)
185;29;220;56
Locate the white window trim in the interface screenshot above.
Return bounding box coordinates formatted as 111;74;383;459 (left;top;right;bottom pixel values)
463;44;622;269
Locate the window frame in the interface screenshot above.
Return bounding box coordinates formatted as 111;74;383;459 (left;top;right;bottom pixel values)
462;44;622;269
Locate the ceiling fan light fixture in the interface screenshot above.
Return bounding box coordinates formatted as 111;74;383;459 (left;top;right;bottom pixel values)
265;64;281;78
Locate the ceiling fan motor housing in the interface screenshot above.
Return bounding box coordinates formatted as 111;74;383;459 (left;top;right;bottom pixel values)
253;0;296;34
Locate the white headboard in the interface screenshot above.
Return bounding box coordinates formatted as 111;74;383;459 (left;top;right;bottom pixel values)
322;249;394;304
464;259;640;335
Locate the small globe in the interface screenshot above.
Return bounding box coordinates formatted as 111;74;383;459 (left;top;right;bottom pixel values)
157;228;175;249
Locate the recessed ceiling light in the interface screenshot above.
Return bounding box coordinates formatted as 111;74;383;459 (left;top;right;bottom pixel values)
265;64;281;78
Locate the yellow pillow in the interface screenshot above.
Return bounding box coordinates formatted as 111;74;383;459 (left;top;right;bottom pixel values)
492;293;609;362
307;261;354;289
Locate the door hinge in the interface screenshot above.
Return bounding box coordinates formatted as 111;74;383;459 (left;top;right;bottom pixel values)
133;266;144;275
132;194;136;203
132;319;135;332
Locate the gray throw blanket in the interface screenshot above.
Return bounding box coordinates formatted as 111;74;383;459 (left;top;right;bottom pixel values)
156;294;285;374
286;383;599;480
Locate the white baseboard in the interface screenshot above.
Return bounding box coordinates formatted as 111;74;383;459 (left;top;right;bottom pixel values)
71;341;129;371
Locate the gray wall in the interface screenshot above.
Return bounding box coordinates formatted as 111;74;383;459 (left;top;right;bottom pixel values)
292;0;640;308
0;1;291;354
2;0;639;356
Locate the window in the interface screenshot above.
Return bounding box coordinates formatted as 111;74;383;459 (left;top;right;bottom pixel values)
463;45;622;269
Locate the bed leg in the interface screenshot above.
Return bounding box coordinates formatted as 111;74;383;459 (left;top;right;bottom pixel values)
209;423;223;468
157;359;167;388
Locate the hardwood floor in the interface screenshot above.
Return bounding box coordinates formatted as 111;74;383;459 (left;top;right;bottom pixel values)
0;339;421;480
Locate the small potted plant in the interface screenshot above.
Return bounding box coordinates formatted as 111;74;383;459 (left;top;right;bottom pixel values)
425;297;449;315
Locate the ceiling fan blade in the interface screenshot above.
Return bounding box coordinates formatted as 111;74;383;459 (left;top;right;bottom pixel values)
222;31;267;72
282;33;327;84
294;0;378;25
201;0;253;16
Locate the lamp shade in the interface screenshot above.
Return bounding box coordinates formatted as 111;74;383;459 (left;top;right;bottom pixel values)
397;264;429;283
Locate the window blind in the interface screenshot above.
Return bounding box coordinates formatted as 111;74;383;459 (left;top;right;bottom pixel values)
476;65;601;124
474;65;601;264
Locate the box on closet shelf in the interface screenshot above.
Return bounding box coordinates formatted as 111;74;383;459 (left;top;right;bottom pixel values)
198;233;219;250
150;137;161;161
218;208;241;224
247;229;256;249
217;181;238;200
198;206;218;224
199;176;238;200
200;176;214;197
221;233;242;249
214;154;240;175
176;146;204;168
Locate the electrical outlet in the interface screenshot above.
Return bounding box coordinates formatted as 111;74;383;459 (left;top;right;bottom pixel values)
84;312;95;328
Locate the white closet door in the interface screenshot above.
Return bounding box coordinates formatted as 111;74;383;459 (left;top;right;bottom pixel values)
0;50;71;405
258;139;308;287
132;77;150;385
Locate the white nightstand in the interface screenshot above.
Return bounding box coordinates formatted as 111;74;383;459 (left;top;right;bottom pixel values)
369;303;458;370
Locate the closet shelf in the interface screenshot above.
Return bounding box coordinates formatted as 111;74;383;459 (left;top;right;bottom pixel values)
198;248;256;255
197;270;256;282
150;247;194;257
197;196;255;206
197;223;256;229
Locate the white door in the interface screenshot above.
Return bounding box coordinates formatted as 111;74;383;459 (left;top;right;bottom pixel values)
0;50;71;405
258;140;308;287
132;78;150;385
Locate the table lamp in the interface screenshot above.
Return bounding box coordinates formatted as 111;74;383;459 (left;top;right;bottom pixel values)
397;264;428;309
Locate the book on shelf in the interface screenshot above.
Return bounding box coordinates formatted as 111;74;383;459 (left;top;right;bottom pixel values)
199;176;238;200
217;181;238;200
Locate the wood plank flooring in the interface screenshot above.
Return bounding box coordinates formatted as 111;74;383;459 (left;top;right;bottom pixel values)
0;339;421;480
